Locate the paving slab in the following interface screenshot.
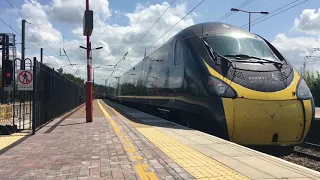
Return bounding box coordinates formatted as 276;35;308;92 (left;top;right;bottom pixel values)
316;107;320;119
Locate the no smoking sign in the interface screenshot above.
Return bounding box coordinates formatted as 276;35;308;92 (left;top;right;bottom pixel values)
17;70;33;91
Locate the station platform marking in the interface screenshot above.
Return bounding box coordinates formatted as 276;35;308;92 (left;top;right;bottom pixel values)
0;133;27;151
97;100;158;180
101;100;250;180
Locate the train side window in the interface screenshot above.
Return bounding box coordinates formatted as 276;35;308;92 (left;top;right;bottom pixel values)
174;41;183;65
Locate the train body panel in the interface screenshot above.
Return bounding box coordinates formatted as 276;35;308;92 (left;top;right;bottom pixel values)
106;22;315;146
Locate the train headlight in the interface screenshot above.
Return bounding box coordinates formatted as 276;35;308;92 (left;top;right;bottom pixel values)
207;76;237;98
297;78;312;100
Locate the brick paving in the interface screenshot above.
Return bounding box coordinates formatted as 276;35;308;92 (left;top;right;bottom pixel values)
0;100;194;180
101;103;194;180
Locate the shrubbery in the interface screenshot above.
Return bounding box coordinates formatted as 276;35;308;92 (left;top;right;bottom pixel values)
301;71;320;106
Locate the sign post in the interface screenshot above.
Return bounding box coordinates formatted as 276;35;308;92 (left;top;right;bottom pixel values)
17;70;33;91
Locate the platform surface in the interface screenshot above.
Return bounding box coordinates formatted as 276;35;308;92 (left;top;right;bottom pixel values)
316;107;320;119
0;99;319;180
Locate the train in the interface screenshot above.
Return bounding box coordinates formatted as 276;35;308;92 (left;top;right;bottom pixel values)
106;22;315;146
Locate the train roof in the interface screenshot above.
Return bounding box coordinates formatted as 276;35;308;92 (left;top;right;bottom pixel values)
178;22;257;39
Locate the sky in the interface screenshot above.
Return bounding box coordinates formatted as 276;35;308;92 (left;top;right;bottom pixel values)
0;0;319;85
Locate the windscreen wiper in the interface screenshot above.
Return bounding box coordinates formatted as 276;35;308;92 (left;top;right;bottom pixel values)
225;54;283;65
200;38;233;64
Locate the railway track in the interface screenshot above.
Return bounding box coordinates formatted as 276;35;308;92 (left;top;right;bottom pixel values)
293;148;320;162
250;143;320;171
293;142;320;161
304;142;320;149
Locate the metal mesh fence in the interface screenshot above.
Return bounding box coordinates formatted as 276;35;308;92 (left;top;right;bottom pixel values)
33;60;85;131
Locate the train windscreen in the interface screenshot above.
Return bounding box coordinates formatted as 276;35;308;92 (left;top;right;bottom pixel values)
203;35;279;62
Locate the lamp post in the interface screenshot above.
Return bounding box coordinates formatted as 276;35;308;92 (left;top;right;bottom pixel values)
230;8;269;32
79;46;103;50
92;66;100;85
92;66;100;100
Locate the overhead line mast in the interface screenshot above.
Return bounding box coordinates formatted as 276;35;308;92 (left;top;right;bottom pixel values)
83;0;94;122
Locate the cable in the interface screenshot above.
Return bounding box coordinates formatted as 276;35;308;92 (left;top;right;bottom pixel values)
5;0;62;62
6;0;24;20
27;23;60;56
0;17;61;66
250;0;308;28
113;0;177;68
240;0;300;28
63;49;73;66
24;22;63;36
215;0;255;22
293;58;320;65
126;0;205;70
215;0;254;22
0;17;40;51
130;0;176;54
0;18;21;36
43;54;59;65
241;0;307;29
106;70;115;82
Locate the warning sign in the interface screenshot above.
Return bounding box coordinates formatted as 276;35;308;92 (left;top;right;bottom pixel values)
17;70;33;91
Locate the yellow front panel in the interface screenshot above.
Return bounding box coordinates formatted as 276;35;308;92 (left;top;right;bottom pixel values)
232;99;304;144
222;98;234;140
302;100;313;140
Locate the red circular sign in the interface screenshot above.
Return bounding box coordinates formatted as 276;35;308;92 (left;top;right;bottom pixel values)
18;71;32;84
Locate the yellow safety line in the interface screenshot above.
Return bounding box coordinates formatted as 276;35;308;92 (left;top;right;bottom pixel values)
97;100;158;180
0;133;27;151
101;101;250;180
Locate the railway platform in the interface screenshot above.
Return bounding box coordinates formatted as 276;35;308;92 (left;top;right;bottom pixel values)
0;100;319;180
316;108;320;119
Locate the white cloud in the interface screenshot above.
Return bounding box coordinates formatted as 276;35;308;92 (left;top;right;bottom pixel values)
46;0;111;24
272;34;319;56
271;8;320;73
7;1;198;85
70;1;197;83
21;0;62;47
271;34;320;72
113;10;122;19
292;8;320;35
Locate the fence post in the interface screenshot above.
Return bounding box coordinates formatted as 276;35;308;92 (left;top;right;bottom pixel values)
32;57;37;135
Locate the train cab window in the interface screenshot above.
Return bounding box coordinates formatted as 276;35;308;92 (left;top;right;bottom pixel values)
174;41;183;65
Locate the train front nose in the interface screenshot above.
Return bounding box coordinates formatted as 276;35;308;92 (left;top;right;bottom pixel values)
219;76;314;145
223;98;313;145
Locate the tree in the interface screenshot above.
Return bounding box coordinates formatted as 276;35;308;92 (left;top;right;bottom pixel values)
57;68;63;74
301;70;320;106
64;73;85;87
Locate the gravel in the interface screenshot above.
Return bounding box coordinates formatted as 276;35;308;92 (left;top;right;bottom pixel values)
281;153;320;172
251;145;320;172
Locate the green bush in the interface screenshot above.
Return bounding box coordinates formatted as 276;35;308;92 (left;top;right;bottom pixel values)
301;71;320;106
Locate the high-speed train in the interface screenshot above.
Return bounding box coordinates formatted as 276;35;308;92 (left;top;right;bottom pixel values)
107;22;315;146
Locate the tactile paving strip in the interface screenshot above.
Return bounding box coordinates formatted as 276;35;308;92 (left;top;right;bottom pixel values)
103;102;250;180
0;133;27;151
135;127;249;179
